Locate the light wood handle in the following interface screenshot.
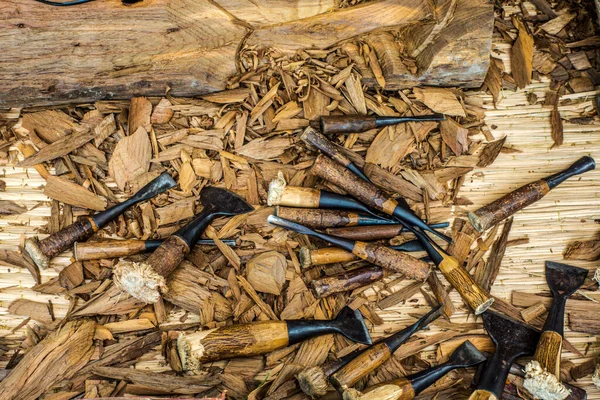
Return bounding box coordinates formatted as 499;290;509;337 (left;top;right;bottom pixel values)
74;239;148;260
348;378;415;400
533;330;563;376
353;242;430;281
178;321;289;368
469;390;498;400
272;186;321;208
438;255;493;315
330;342;391;392
468;181;549;232
300;247;358;267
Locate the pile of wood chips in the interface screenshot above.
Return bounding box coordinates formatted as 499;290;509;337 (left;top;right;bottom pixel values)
0;0;599;399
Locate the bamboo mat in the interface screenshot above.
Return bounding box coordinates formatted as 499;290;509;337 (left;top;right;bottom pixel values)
2;63;600;400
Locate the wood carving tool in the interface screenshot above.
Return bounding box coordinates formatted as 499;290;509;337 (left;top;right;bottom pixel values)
469;156;595;232
325;222;449;242
274;206;396;228
343;340;486;400
523;261;588;400
315;114;446;135
24;171;176;269
267;172;391;220
300;126;371;182
469;310;540;400
311;154;452;244
177;306;372;369
73;238;236;261
330;304;444;392
299;241;424;268
113;186;253;303
268;215;430;281
413;229;493;315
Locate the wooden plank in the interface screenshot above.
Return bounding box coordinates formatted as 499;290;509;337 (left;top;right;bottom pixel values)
0;0;495;106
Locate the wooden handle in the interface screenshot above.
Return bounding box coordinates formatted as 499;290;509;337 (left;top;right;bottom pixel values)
533;330;563;376
39;217;98;258
276;207;362;228
330;342;391;392
270;186;321;208
468;390;498;400
319;115;377;135
468;180;549;232
300;247;359;267
177;321;289;368
311;266;385;298
346;378;415;400
300;126;353;167
437;255;493;314
74;239;148;260
146;235;189;277
312;155;398;215
325;224;404;241
353;242;430;281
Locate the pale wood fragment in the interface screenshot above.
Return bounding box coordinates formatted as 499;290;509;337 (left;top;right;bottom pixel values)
108;127;152;191
246;251;287;295
44;175;107;211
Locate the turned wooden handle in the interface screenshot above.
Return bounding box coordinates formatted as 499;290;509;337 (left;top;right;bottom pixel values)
300;247;359;267
353;242;429;281
146;236;189;277
437;255;493;314
353;378;415;400
276;207;361;228
319;115;377;135
272;187;321;208
533;330;563;377
74;239;148;260
39;217;97;258
311;266;385;298
312;155;398;215
178;321;289;366
468;181;549;232
330;342;391;392
469;390;498;400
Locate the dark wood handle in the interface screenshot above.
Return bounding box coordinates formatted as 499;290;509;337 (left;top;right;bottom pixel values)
276;207;361;228
300;127;353;167
177;321;289;368
469;390;498;400
468;181;549;232
330;342;391;392
312;155;398;215
39;217;97;258
438;255;493;315
146;236;189;277
74;239;148;260
319;115;377;135
353;242;430;281
533;330;563;376
311;266;385;298
325;224;405;241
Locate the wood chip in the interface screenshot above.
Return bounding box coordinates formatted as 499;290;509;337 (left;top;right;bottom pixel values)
108;127;152;191
44;175;107;211
413;88;466;117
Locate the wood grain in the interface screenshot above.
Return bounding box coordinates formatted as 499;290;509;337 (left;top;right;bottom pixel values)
0;0;494;106
179;321;289;365
330;342;392;392
534;331;563;377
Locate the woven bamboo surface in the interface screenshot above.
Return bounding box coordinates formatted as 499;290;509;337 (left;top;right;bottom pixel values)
2;50;600;400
